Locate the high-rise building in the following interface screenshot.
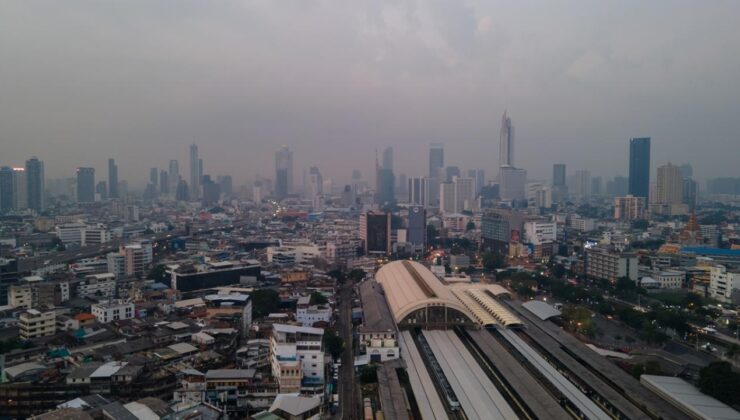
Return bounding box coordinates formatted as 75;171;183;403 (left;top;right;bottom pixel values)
307;167;322;200
375;167;395;206
682;178;698;211
679;163;693;179
573;170;591;201
445;166;460;183
168;159;179;192
428;143;444;179
606;176;629;197
441;177;474;213
96;181;108;200
614;195;646;221
499;166;526;202
499;111;514;168
149;168;158;188
217;175;233;197
159;171;169;195
108;158;118;199
552;164;566;187
201;175;221;206
408;177;429;208
0;167;14;213
428;143;444;207
656;163;683;205
439;182;456;213
25;157;45;212
190;144;200;200
76;167;95;202
360;211;391;255
407;206;426;250
382;147;393;171
275;145;293;199
628;137;651;198
175;180;189;201
12;168;26;210
591;176;603;196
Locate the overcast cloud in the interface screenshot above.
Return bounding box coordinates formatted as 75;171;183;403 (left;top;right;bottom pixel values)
1;1;739;188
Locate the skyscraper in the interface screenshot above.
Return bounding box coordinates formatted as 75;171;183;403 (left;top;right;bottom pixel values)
428;143;444;179
428;143;444;207
76;167;95;202
108;158;118;199
275;145;293;199
552;164;566;187
407;206;427;251
656;163;683;205
25;157;44;213
628;137;651;198
190;144;200;200
499;166;527;202
382;147;393;171
408;177;429;208
12;168;26;209
360;211;391;255
168;159;179;192
0;167;14;213
160;171;169;195
499;111;514;168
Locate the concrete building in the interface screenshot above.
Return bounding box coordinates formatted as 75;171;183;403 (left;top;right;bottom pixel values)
108;158;119;199
25;157;45;213
709;265;740;303
76;273;116;299
585;247;638;283
275;145;294;199
499;166;527;202
76;167;95;203
91;300;135;323
360;211;391;255
629;137;651;198
296;296;332;327
406;206;426;251
19;309;56;340
270;324;325;396
614;195;646;221
407;177;429;208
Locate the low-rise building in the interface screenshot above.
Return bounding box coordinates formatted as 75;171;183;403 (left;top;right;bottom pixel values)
296;296;332;327
585;246;638;283
76;273;116;299
91;300;135;323
19;309;56;340
270;324;324;396
709;265;740;303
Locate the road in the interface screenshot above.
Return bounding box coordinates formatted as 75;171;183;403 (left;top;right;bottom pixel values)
334;277;356;419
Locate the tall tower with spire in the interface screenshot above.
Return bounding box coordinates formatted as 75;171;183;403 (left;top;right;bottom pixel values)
499;111;514;169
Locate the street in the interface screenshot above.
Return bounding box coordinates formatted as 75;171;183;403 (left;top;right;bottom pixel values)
334;276;356;419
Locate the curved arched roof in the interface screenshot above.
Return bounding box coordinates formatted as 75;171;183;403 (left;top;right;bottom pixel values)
521;300;562;320
375;261;477;324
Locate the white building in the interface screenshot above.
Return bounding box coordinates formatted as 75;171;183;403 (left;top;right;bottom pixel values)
710;265;740;303
296;296;332;327
266;244;322;265
527;183;552;209
106;252;126;279
56;223;86;245
654;270;685;289
585;247;638;283
524;221;557;245
76;273;116;299
499;166;527;202
270;324;325;396
569;216;596;232
91;300;135;323
19;309;56;340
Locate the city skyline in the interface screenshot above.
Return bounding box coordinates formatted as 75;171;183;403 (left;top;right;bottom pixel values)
1;2;739;185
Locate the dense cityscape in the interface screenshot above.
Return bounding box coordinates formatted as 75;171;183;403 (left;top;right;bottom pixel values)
2;2;740;420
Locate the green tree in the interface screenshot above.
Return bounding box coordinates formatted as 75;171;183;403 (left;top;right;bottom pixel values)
359;365;378;384
465;221;476;231
631;219;649;230
251;289;281;319
148;264;169;283
681;293;703;309
553;264;566;279
482;252;505;272
347;269;366;282
427;225;439;242
699;362;740;405
323;329;345;360
310;291;328;305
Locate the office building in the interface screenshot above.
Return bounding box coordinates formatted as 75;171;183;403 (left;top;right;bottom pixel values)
499;111;514;168
19;309;56;340
408;177;429;207
573;170;591;201
108;158;118;199
175;180;189;202
527;183;552;208
360;211;391;255
614;195;647;221
552;164;566;187
306;167;322;200
382;146;393;171
439;182;456;214
11;167;27;210
628;137;651;198
190;143;201;199
682;177;698;211
407;206;426;250
428;143;444;206
481;210;525;254
606;176;629;196
169;261;261;292
585;247;638;283
168;159;179;191
499;166;527;202
709;265;740;303
0;167;14;213
76;167;95;202
656;163;683;204
96;181;107;200
591;176;603;196
201;175;221;206
275;145;293;199
445;166;461;183
25;156;45;212
217;175;233;197
375;165;395;206
159;170;169;195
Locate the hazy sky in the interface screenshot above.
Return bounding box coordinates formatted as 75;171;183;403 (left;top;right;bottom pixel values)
1;1;739;188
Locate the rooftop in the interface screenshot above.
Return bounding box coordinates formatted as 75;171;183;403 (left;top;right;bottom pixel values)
358;279;396;333
640;375;740;420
